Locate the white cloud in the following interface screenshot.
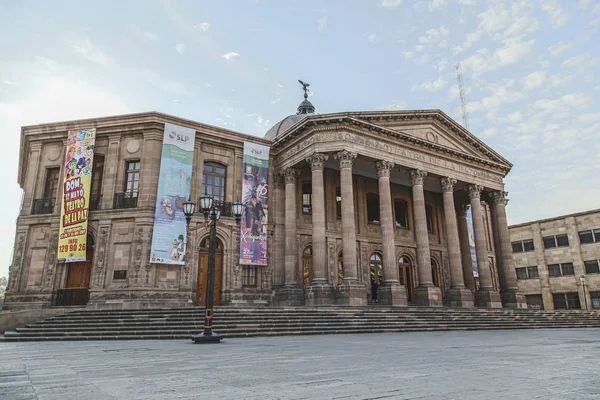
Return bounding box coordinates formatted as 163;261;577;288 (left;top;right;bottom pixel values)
539;0;569;27
462;37;535;76
428;0;448;11
194;22;211;32
533;93;593;115
175;43;186;54
480;127;497;138
222;52;240;60
433;58;448;72
380;0;403;8
522;71;546;91
548;41;574;57
562;53;600;68
412;76;447;92
63;31;115;66
418;25;449;44
380;101;407;110
365;32;378;43
141;69;189;95
580;112;600;122
317;16;327;33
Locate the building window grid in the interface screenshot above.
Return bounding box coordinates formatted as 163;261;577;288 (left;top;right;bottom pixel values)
394;199;408;229
543;234;569;249
302;182;312;214
43;168;60;199
425;204;434;233
242;266;257;288
516;266;539;280
579;228;600;244
553;292;581;310
335;187;342;219
548;262;575;277
584;259;600;274
512;239;534;253
202;163;226;202
125;161;140;196
366;193;380;224
591;292;600;309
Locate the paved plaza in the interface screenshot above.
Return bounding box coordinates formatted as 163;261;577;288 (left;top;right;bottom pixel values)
1;329;599;399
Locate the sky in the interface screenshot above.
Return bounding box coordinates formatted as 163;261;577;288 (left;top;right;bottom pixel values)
0;0;599;279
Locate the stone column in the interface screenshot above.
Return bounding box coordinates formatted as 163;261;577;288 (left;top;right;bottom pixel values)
304;153;334;305
489;190;527;308
410;169;442;306
333;150;366;305
272;174;285;287
274;168;304;305
440;178;474;307
457;205;476;292
467;184;502;308
375;161;406;306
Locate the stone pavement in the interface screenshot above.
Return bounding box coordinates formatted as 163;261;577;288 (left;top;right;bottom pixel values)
1;329;599;400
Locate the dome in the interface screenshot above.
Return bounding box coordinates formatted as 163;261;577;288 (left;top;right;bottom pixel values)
265;86;316;140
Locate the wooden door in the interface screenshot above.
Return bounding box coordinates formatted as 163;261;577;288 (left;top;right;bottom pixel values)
196;253;223;306
66;246;93;288
399;258;414;304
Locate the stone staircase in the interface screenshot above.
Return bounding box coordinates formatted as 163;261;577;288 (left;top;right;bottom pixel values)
2;306;600;341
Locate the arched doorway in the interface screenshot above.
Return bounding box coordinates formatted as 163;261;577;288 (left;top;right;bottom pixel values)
431;257;440;288
369;252;383;302
197;237;224;306
398;256;414;303
302;246;313;288
66;234;94;289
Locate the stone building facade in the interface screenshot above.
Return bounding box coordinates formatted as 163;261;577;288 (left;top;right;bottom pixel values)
510;209;600;310
4;100;526;310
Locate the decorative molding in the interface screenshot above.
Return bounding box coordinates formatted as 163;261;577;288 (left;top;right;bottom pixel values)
440;177;457;193
9;234;26;290
409;169;427;186
375;160;395;178
306;152;329;171
94;227;109;287
467;184;484;200
281;168;300;184
43;232;59;290
489;190;509;206
126;139;140;154
334;150;357;169
272;173;285;190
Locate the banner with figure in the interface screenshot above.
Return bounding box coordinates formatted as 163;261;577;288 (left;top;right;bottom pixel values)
149;123;196;265
58;128;96;262
239;142;270;266
465;205;479;278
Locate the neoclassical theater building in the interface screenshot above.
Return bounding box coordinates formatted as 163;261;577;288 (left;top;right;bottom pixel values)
4;95;526;310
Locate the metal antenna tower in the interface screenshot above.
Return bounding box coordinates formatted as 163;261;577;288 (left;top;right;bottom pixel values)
455;62;469;130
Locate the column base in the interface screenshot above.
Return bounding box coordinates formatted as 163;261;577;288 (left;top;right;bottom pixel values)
413;285;443;307
273;286;305;306
305;282;335;306
474;288;502;308
443;286;474;308
377;282;407;307
335;281;367;306
501;290;527;309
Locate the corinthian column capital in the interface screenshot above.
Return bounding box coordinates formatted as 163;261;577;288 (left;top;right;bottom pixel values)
280;168;300;184
489;190;509;206
440;177;457;193
409;169;428;186
334;150;357;169
306;152;329;171
467;184;484;200
375;160;395;178
272;173;285;190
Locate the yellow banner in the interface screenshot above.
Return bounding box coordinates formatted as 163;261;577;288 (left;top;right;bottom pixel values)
58;128;96;263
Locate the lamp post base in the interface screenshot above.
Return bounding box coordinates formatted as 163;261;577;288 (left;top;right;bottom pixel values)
192;331;223;343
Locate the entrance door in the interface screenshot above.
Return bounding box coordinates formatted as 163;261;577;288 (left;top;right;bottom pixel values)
196;238;223;306
66;237;94;288
369;252;383;301
398;256;414;303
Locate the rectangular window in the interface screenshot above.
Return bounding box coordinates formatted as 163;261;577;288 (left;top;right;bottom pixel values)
561;263;574;276
595;229;600;242
336;187;342;219
302;182;312;214
511;241;524;253
526;294;544;310
556;234;569;247
113;270;127;280
566;292;581;309
553;293;567;309
125;161;140;195
523;239;534;252
202;162;226;202
515;268;528;280
43;168;60;198
527;266;539;279
543;236;556;249
585;260;600;274
579;230;594;244
425;205;434;233
366;194;380;224
242;266;257;287
591;292;600;309
394;199;408;229
548;264;561;277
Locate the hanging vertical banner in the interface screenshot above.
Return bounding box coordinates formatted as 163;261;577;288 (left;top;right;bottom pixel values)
239;142;270;266
57;128;96;263
149;123;195;265
465;205;479;278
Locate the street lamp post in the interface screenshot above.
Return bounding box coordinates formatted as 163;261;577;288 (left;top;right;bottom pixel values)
182;195;243;344
580;275;588;310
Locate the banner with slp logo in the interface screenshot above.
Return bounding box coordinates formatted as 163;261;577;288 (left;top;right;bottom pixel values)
57;128;96;262
239;142;270;266
150;123;196;265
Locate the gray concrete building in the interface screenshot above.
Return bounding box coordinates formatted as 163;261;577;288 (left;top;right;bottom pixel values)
4;95;527;311
510;209;600;310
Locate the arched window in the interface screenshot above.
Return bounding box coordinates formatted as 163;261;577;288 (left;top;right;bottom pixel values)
337;251;344;284
398;256;413;303
200;237;223;252
370;252;384;286
394;199;408;229
202;162;226;202
431;257;440;287
302;246;313;287
367;193;380;223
